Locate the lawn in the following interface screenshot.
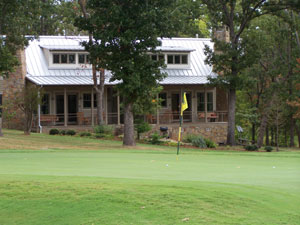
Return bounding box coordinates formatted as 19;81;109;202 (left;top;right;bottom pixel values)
0;130;299;225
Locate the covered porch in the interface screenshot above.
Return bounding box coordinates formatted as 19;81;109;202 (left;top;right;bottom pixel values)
34;85;228;129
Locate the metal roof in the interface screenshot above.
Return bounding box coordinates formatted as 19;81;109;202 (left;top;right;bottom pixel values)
25;36;216;86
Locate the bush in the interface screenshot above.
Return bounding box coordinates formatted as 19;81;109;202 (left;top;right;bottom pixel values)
205;138;217;148
244;144;259;151
184;134;207;148
66;130;76;136
94;133;106;139
150;132;162;145
79;132;91;137
94;125;113;135
264;146;273;152
49;128;59;135
59;130;66;135
135;120;151;140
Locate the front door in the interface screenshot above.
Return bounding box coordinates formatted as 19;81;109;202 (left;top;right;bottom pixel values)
183;92;192;122
56;95;64;123
68;94;77;123
171;93;180;121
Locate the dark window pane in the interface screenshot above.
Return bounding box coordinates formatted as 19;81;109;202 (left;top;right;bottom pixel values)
86;55;90;64
182;55;188;64
167;55;173;64
175;55;180;64
207;92;213;103
207;92;213;112
93;94;97;107
69;54;75;64
79;54;85;64
53;54;60;64
83;94;91;108
61;54;67;63
41;94;49;114
159;92;167;107
151;55;157;61
197;93;205;111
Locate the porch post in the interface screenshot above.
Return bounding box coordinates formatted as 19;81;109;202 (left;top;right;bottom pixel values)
156;94;159;125
105;87;108;125
204;87;208;123
64;88;67;127
91;88;94;126
117;91;120;125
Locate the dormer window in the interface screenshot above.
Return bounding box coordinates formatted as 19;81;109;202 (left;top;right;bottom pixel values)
78;54;90;64
53;53;76;64
167;54;188;65
150;54;164;62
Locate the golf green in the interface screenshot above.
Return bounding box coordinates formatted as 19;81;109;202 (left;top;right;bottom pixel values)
0;131;299;224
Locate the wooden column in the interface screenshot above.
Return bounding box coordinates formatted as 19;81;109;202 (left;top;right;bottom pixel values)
204;87;207;123
105;88;108;125
91;88;94;126
156;94;159;125
64;88;67;127
117;91;120;125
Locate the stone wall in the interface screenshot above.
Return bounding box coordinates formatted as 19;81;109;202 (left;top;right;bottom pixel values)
150;123;228;144
2;49;26;130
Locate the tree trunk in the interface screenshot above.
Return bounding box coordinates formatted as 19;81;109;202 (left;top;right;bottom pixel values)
257;112;268;148
123;102;135;146
252;123;256;143
0;117;3;137
226;88;236;146
266;125;269;146
24;111;33;135
296;125;300;148
95;68;105;125
290;117;295;147
271;127;274;146
276;107;279;151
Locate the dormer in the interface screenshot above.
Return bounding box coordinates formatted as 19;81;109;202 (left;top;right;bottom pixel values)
39;44;91;69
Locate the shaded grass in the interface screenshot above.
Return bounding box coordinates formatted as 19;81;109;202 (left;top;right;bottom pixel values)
0;129;300;224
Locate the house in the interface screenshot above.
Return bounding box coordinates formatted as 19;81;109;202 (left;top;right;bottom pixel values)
0;36;228;143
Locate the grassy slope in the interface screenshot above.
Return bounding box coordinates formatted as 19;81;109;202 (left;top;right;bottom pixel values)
0;130;299;225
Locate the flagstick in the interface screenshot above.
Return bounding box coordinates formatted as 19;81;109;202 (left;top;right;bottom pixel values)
177;113;182;156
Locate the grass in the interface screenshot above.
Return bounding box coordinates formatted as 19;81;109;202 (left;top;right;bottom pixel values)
0;129;300;225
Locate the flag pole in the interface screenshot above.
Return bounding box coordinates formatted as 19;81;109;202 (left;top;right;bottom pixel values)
177;92;188;158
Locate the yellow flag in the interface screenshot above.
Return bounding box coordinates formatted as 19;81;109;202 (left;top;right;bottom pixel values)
181;92;188;115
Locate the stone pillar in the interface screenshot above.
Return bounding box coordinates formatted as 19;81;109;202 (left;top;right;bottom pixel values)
2;49;26;130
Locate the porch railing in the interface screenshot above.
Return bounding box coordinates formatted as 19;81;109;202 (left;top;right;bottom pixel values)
33;111;228;127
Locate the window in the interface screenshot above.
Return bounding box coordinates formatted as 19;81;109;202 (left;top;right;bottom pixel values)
150;54;164;62
167;54;188;65
159;92;167;107
0;94;2;116
53;53;76;64
78;54;90;64
83;94;97;108
197;92;214;112
41;94;50;114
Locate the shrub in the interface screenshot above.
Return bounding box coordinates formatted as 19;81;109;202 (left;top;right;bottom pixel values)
184;134;207;148
59;130;66;135
79;132;91;137
205;138;217;148
150;132;162;145
49;128;59;135
135;120;151;140
264;146;273;152
94;133;106;139
244;144;259;151
94;125;113;135
66;130;76;136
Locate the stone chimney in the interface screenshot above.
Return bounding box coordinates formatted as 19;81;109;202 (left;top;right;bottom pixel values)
2;48;26;129
213;26;230;43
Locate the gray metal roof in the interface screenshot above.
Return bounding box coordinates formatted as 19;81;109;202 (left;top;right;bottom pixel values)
25;36;216;86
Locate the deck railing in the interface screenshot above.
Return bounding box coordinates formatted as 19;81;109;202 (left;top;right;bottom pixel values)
34;111;228;127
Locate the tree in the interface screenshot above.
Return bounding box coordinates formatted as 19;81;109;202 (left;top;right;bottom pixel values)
76;0;177;146
14;85;43;135
201;0;299;145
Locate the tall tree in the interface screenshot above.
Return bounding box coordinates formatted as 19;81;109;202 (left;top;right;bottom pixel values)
76;0;177;146
202;0;299;145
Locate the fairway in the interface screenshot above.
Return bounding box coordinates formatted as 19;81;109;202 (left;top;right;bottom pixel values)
0;130;300;224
